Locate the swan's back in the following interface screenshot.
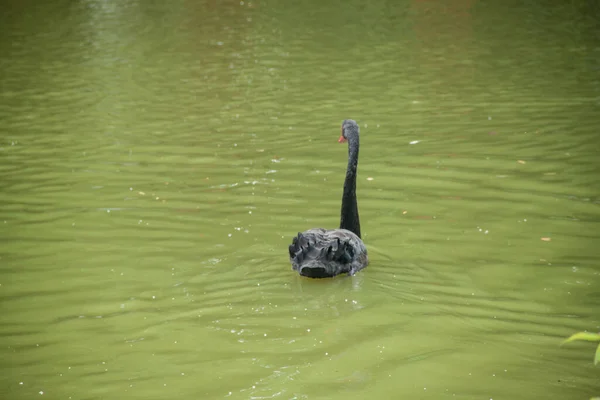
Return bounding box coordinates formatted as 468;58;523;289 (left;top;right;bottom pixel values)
289;228;368;278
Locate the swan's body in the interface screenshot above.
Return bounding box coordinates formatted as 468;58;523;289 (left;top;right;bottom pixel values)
289;119;368;278
289;228;367;278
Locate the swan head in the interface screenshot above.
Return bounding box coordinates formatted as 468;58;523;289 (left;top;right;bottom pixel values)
338;119;359;143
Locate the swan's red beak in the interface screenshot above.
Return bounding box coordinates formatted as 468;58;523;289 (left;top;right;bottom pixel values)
338;136;347;143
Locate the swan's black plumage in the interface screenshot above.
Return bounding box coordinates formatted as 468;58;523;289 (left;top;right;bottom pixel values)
289;119;368;278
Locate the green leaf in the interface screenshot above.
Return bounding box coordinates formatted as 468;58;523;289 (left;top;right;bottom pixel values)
562;332;600;345
595;343;600;366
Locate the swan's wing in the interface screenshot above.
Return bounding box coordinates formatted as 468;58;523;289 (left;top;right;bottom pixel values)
288;229;359;269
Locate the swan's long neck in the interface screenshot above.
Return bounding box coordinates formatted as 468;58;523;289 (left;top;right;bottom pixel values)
339;136;361;238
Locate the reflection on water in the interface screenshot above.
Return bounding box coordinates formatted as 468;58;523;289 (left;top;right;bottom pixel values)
1;0;599;399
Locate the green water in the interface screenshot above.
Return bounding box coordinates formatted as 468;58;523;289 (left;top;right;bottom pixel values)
1;0;599;398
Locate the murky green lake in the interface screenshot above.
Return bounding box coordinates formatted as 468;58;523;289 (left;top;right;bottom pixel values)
1;0;599;398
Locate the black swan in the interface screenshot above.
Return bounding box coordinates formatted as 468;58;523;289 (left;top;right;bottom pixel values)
288;119;368;278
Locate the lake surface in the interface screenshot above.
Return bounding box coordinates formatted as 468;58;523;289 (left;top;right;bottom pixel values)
1;0;599;399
